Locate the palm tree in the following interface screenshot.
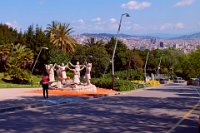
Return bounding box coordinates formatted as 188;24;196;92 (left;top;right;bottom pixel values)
46;21;77;52
6;43;34;68
46;21;57;37
84;37;104;47
3;43;34;83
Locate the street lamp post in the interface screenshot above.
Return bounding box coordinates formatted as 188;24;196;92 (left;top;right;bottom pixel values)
111;13;130;89
144;38;156;83
144;50;150;83
31;47;48;74
157;55;163;78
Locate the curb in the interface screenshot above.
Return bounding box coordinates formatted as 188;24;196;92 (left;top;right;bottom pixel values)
114;85;163;96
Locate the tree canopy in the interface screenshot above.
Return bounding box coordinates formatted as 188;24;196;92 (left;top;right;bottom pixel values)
0;22;200;83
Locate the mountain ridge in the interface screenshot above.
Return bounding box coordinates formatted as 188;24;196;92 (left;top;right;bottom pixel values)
81;32;200;39
173;32;200;39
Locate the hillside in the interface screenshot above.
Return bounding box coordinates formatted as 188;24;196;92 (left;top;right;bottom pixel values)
175;32;200;39
81;33;158;39
81;32;200;40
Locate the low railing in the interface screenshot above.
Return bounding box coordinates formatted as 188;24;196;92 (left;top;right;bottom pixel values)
188;80;200;86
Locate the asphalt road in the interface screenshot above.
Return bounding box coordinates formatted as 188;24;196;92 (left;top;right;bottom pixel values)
0;84;199;133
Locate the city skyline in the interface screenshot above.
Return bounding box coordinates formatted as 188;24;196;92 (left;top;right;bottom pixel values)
0;0;200;35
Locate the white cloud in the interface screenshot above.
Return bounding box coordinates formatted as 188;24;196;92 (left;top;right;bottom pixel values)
108;18;118;30
109;18;117;24
73;17;141;34
160;22;185;30
121;0;151;10
127;23;143;31
160;23;173;30
92;17;101;22
78;19;85;25
175;22;184;29
106;18;142;32
5;21;21;31
92;17;102;25
174;0;195;7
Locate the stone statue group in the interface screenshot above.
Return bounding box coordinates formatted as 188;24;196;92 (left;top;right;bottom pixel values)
45;61;93;90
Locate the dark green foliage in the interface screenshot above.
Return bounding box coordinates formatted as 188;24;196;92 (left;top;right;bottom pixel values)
72;44;110;78
128;50;144;69
2;21;200;85
24;25;35;51
48;47;71;65
104;69;144;80
24;25;50;74
84;37;104;47
115;80;135;91
66;71;74;79
71;45;87;63
91;78;112;89
0;24;18;45
3;43;34;83
182;48;200;78
86;45;110;77
105;37;131;71
91;77;143;91
5;67;31;84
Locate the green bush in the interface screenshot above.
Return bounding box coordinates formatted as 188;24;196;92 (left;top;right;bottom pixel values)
91;77;143;91
4;66;31;84
91;78;112;89
104;69;144;80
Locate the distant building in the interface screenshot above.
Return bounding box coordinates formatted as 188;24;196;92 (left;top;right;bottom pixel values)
160;42;164;48
173;44;179;49
72;34;200;53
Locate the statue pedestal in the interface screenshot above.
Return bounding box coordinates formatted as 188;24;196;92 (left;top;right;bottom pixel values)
63;84;96;92
49;80;96;92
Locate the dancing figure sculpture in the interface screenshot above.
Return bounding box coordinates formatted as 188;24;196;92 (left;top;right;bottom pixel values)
45;64;56;83
60;63;67;84
85;63;92;85
67;62;85;84
56;65;62;88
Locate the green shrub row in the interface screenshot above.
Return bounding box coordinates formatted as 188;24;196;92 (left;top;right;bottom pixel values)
103;69;144;80
91;77;146;91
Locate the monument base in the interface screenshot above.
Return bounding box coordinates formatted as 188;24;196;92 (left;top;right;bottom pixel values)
49;80;97;92
63;84;96;92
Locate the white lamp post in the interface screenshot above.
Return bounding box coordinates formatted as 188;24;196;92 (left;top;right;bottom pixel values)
111;13;130;89
144;38;156;83
157;54;163;77
144;50;150;83
31;47;48;73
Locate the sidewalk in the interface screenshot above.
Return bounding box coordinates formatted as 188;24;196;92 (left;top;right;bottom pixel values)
0;86;172;113
0;88;41;101
0;88;116;113
0;88;47;113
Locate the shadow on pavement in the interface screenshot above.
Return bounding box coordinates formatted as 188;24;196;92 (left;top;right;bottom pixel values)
0;85;199;133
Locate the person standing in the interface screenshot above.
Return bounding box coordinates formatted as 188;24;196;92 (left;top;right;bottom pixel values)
41;71;49;98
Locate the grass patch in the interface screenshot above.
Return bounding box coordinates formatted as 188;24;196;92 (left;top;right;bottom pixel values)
0;73;41;88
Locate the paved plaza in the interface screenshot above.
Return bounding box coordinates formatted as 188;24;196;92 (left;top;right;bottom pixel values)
0;84;200;133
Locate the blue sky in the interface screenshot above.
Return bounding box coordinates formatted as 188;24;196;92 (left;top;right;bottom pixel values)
0;0;200;35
